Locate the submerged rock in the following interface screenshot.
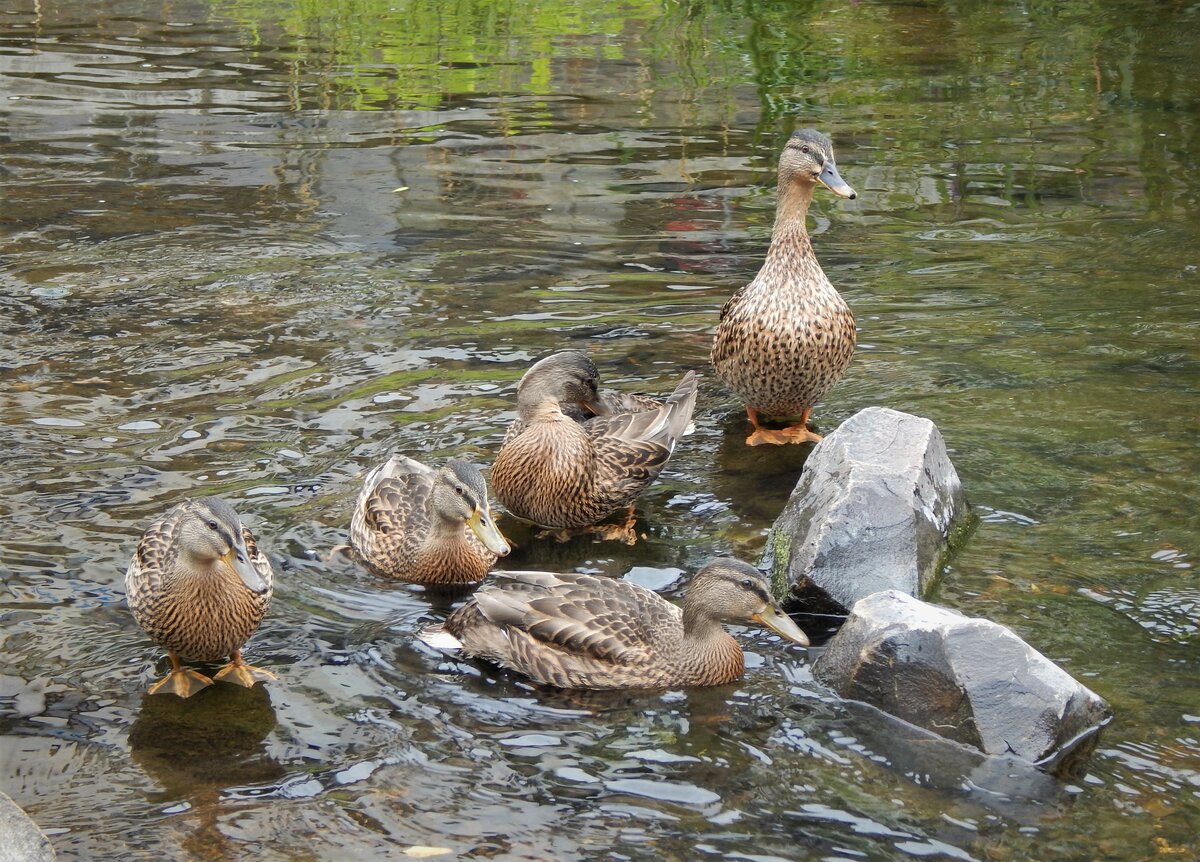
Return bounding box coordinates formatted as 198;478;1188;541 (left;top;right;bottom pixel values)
836;698;1064;808
813;590;1111;768
0;791;56;862
762;406;970;616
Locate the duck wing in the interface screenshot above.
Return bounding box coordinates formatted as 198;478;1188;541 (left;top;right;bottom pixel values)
241;524;275;593
357;455;434;536
584;371;698;496
461;571;680;664
125;506;184;603
561;389;664;423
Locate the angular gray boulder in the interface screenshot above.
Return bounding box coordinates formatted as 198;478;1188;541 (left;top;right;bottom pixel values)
0;791;56;862
762;406;970;614
813;590;1111;767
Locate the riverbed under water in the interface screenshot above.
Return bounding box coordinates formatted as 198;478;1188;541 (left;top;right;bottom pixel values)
2;0;1199;859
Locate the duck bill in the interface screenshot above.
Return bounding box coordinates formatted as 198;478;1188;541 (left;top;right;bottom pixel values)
222;545;268;595
469;506;511;557
752;604;810;647
818;162;856;199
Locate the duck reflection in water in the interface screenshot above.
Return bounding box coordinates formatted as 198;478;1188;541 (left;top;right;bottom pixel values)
129;683;283;853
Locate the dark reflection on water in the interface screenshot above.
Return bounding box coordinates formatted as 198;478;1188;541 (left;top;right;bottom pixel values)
128;684;282;800
2;0;1200;859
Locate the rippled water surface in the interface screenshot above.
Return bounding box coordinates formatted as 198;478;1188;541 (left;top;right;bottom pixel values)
3;0;1199;859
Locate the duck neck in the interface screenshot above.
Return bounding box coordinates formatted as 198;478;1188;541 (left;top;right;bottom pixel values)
680;606;744;685
428;509;468;546
171;551;232;594
768;178;815;255
518;396;569;425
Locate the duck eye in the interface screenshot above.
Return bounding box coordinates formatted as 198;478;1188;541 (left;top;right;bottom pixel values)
800;145;810;155
740;578;752;588
207;520;219;531
455;486;465;496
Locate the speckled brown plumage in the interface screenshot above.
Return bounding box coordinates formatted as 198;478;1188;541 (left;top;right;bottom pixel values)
350;456;509;584
424;558;809;690
712;129;858;432
126;498;273;694
490;352;699;529
562;388;665;423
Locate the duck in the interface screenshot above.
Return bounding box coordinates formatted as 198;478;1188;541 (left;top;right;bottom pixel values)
420;558;809;690
350;456;510;584
711;128;858;446
489;351;698;540
125;497;275;698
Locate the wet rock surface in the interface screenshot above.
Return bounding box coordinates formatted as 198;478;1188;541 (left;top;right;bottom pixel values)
813;590;1112;767
0;791;56;862
763;407;970;616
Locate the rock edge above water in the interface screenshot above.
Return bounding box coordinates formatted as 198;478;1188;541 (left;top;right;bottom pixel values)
762;406;971;615
0;791;56;862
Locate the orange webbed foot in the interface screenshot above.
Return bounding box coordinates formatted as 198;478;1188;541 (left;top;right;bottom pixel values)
148;668;214;698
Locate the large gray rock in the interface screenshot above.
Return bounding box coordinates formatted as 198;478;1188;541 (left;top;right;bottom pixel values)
762;406;970;614
813;590;1111;767
0;791;56;862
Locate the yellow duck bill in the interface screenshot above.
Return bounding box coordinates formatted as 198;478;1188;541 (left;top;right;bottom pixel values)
223;546;268;594
469;507;511;557
752;604;810;647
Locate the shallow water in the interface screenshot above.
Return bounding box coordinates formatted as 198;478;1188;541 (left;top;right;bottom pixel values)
2;0;1199;859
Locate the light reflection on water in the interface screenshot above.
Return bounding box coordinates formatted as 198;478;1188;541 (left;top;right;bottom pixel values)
2;0;1200;859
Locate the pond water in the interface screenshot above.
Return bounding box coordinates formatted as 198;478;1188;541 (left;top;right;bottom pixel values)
2;0;1199;859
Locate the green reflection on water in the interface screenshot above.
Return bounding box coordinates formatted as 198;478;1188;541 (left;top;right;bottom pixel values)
2;0;1199;859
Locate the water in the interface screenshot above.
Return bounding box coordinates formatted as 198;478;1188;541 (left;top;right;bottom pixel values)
2;0;1199;858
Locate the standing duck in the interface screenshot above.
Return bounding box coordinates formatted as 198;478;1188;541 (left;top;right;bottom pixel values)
712;129;858;446
490;351;698;541
126;497;274;698
350;456;510;584
420;558;809;690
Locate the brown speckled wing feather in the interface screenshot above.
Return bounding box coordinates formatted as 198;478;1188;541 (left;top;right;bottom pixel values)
363;472;432;537
582;370;697;501
587;431;672;505
593;389;663;416
242;524;274;594
465;572;678;665
126;508;183;610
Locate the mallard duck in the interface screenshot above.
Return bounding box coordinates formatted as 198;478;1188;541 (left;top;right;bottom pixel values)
490;351;698;537
126;497;275;698
350;456;510;584
420;558;809;689
712;129;858;446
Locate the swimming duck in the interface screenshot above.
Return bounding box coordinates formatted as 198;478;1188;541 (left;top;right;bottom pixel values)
712;129;858;446
125;497;274;698
420;558;809;689
490;351;698;539
350;456;510;584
